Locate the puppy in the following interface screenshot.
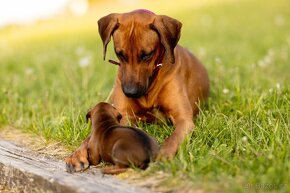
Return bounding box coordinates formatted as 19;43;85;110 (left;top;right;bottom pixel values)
65;102;159;174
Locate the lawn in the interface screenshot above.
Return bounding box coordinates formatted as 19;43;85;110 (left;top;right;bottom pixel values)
0;0;289;192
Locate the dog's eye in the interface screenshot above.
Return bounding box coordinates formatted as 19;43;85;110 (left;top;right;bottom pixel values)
116;51;127;62
141;51;154;61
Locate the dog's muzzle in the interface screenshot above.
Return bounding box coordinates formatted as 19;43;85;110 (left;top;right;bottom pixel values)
122;84;147;98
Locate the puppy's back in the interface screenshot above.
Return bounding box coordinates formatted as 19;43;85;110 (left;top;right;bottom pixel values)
106;126;159;169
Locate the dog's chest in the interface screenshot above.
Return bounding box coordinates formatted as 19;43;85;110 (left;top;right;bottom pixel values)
137;95;158;110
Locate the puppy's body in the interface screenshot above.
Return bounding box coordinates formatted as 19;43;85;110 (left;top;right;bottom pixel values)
65;102;159;174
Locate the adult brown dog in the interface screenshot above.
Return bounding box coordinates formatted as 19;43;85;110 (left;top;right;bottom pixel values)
98;9;209;159
66;9;209;168
65;102;159;174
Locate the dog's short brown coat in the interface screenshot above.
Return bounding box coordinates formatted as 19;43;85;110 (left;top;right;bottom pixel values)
65;9;209;170
99;10;209;159
65;102;159;174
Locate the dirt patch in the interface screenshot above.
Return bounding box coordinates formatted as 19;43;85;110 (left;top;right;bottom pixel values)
0;184;19;193
0;126;69;159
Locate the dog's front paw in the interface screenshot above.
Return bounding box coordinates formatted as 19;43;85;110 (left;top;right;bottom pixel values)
157;140;178;160
65;149;89;173
157;147;176;160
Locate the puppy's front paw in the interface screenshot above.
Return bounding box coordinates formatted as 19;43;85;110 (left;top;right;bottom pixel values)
65;150;89;173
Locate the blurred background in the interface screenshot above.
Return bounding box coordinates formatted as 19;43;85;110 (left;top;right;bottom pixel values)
0;0;226;26
0;1;289;191
0;0;289;136
0;0;289;137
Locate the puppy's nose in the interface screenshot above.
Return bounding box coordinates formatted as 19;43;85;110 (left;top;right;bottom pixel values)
123;85;143;98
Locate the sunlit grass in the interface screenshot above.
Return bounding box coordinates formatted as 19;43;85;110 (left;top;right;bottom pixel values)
0;0;289;192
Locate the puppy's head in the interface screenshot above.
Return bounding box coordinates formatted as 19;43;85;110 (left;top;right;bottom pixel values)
98;10;182;98
86;102;122;123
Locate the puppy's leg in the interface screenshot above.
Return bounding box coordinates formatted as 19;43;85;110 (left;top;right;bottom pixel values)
65;136;90;173
100;140;128;175
101;165;128;175
87;135;101;165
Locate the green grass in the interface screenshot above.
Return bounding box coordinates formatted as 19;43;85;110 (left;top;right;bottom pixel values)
0;0;289;192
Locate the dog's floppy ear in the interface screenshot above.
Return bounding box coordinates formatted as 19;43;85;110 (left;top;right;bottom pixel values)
150;15;182;64
98;13;119;61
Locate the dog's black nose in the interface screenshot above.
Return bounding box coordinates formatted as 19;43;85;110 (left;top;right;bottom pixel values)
122;85;144;98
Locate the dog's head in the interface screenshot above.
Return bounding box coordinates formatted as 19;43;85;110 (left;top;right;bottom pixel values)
98;10;182;98
86;102;122;123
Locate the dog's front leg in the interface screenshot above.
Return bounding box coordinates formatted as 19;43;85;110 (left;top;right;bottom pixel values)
158;97;194;160
159;118;194;159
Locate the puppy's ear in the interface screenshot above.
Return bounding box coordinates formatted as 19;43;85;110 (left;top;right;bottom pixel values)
117;113;122;122
150;16;182;64
98;13;119;61
86;110;92;122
